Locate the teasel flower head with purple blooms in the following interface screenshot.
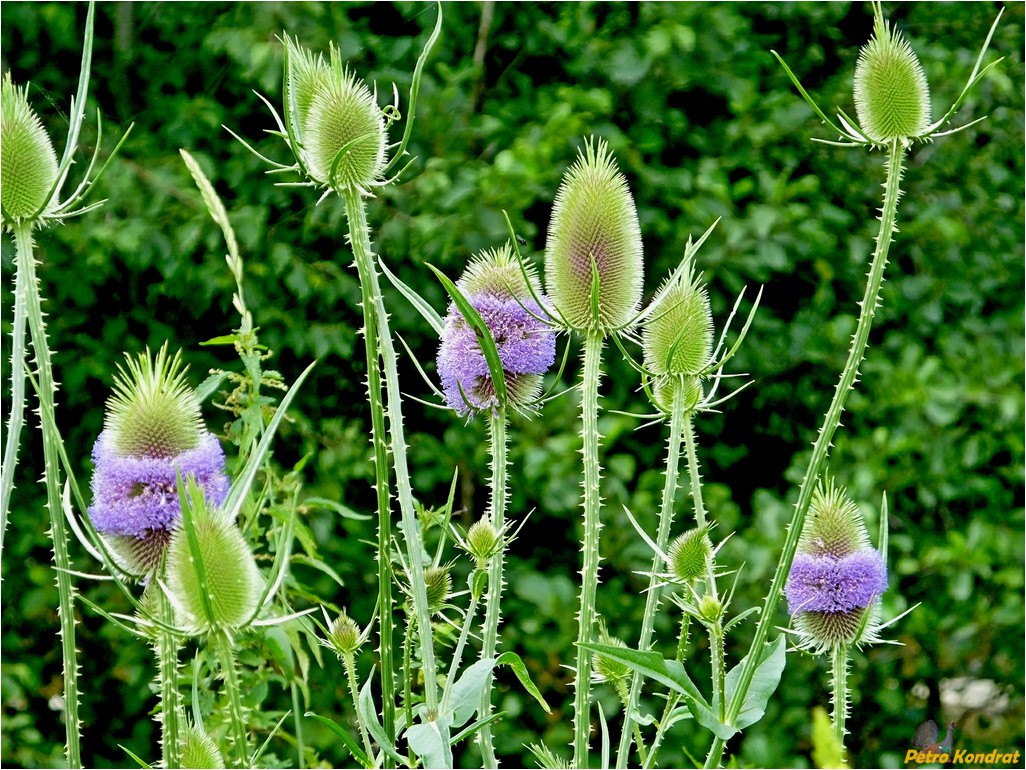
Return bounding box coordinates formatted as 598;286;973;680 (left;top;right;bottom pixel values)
437;243;557;416
545;137;643;335
785;480;888;652
88;345;229;576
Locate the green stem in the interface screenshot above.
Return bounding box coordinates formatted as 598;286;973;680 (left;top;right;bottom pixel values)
572;331;605;769
341;189;397;751
478;410;508;768
616;376;686;768
0;226;30;555
705;140;906;768
215;630;250;769
612;680;647;766
156;586;183;770
442;590;482;714
291;681;305;769
344;652;374;759
832;644;849;766
644;614;690;770
22;228;82;768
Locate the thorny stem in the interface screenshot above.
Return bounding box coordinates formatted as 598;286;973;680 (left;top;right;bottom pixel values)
215;630;250;769
344;652;374;759
0;226;30;554
443;590;482;714
705;140;906;768
616;376;686;768
832;644;850;766
644;615;690;770
572;331;605;769
156;586;183;770
478;411;508;768
343;190;439;717
341;189;396;753
22;228;82;768
612;679;647;766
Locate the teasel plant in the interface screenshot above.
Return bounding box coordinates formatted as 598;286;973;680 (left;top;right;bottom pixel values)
231;6;443;762
699;3;1004;767
0;3;131;765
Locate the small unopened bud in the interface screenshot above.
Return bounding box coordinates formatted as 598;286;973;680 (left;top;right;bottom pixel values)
667;527;712;584
545;138;643;333
466;518;502;565
182;724;225;769
167;495;262;634
327;610;362;657
424;565;453;612
697;595;723;623
1;73;59;222
853;10;931;142
592;633;630;684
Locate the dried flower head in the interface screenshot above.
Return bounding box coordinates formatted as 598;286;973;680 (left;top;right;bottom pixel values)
853;7;932;142
1;73;59;222
545;138;643;334
437;243;556;415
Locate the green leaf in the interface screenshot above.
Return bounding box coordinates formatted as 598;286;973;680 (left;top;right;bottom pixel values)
405;713;454;770
357;672;405;765
198;334;240;346
380;256;444;336
426;262;508;409
811;706;845;769
447;658;496;728
304;712;373;769
303;496;373;521
194;371;228;404
118;744;154;769
496;651;551;714
723;634;787;730
579;642;734;739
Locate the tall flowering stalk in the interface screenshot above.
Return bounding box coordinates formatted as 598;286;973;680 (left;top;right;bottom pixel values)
0;4;130;765
706;4;1003;766
544;137;644;768
435;243;556;765
238;9;442;759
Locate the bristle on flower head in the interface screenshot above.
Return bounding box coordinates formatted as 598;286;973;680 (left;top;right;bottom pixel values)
105;345;204;459
545;137;643;334
182;724;225;769
799;480;874;559
853;6;931;142
643;261;714;379
1;73;59;222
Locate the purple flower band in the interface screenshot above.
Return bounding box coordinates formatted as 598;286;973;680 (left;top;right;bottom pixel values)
785;549;888;615
88;430;229;538
437;294;556;415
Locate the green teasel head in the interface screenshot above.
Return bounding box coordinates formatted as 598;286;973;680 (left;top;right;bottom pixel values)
460;241;543;300
667;526;712;584
181;723;226;769
651;376;703;415
798;479;874;559
591;627;630;684
424;564;453;612
545;137;643;334
465;518;503;566
105;345;204;459
285;37;387;194
327;609;363;657
1;73;59;223
166;484;262;634
643;261;714;379
853;3;931;142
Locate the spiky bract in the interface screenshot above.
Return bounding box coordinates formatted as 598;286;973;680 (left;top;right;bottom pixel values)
798;481;874;559
182;724;226;769
437;244;556;415
545;138;643;334
853;12;931;142
293;42;387;193
1;73;59;223
166;500;262;634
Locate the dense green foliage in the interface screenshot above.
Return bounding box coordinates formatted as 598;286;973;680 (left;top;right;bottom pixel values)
2;2;1023;768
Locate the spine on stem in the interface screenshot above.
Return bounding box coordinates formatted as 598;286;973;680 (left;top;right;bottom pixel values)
156;587;184;769
343;189;440;718
832;644;850;766
706;141;906;768
478;412;508;768
22;232;82;768
215;630;250;769
572;331;605;768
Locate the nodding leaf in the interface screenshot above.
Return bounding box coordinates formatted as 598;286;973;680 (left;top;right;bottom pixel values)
427;263;508;410
304;713;373;769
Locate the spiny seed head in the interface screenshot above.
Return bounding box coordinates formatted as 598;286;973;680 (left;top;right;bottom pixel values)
667;527;712;584
545;137;643;334
459;242;542;300
592;631;630;683
182;724;225;769
652;376;703;414
296;44;386;193
167;495;262;634
793;603;882;652
327;610;362;657
799;480;874;559
424;565;453;611
643;263;714;378
105;345;204;459
853;8;931;142
105;529;173;577
1;72;59;222
465;518;502;565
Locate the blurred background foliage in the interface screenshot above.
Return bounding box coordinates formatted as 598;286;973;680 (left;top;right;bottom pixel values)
1;2;1022;768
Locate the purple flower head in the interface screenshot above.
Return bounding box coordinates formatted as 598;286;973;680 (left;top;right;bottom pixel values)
88;429;229;538
785;550;888;615
436;244;556;416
